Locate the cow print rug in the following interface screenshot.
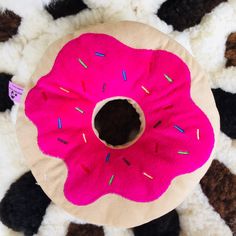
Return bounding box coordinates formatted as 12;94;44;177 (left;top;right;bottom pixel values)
0;0;235;235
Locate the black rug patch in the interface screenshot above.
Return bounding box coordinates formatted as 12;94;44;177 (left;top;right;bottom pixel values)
157;0;227;31
200;160;236;233
0;73;14;112
45;0;89;20
0;10;21;42
132;210;180;236
66;223;104;236
212;88;236;139
0;172;51;236
225;32;236;67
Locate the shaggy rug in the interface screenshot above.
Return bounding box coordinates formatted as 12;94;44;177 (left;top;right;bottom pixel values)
0;0;236;235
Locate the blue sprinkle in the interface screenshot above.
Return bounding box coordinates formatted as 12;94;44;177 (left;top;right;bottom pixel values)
58;118;62;129
106;153;110;162
57;138;68;144
95;52;105;57
122;70;127;81
102;83;106;92
174;125;184;133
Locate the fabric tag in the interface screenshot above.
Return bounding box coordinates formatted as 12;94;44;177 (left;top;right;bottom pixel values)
8;81;24;103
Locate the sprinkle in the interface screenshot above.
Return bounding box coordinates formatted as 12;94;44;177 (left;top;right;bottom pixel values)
197;129;200;140
57;138;68;144
59;87;70;93
123;158;130;166
102;83;106;92
36;182;40;186
81;164;90;174
95;52;105;57
122;70;127;81
109;175;115;185
163;104;173;110
44;174;47;181
78;58;88;69
155;143;159;153
164;74;173;83
141;85;150;94
82;133;87;143
42;92;47;100
58;118;62;129
178;151;189;155
81;80;86;92
143;172;154;180
106;153;111;162
153;120;162;128
75;107;84;114
174;125;184;133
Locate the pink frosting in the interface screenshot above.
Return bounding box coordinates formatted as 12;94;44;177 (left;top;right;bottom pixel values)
25;33;215;205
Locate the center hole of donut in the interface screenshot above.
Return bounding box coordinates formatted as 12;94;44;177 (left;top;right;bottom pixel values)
94;99;142;146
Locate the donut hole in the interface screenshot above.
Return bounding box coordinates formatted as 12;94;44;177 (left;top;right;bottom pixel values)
94;99;142;147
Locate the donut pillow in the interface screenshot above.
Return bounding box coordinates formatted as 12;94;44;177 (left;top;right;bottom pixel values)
16;21;219;227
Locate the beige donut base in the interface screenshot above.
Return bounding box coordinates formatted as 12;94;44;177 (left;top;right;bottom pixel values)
16;21;220;228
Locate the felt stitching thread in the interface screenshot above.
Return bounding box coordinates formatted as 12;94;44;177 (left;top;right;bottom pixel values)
197;129;200;140
78;58;88;69
57;138;68;144
164;74;173;83
81;80;86;92
178;151;189;155
58;118;62;129
106;153;111;162
155;143;159;153
109;175;115;185
122;69;127;81
75;107;84;114
174;125;184;133
102;83;106;92
95;52;105;57
59;87;70;93
143;172;154;180
153;120;162;128
141;85;150;94
81;164;90;174
82;133;87;143
123;158;131;166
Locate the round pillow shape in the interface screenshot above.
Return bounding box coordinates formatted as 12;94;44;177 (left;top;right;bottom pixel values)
16;21;219;228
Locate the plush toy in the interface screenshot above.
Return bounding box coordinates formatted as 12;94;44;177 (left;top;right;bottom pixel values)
15;21;218;227
0;0;236;235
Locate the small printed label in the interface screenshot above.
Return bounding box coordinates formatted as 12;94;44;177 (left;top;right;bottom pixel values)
8;81;24;103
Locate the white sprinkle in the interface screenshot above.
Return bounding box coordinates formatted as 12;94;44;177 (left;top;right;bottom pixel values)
59;87;70;93
197;129;200;140
82;133;87;143
75;107;84;114
141;85;150;94
143;172;153;180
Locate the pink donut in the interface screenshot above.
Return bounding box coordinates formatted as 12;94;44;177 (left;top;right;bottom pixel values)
25;33;215;205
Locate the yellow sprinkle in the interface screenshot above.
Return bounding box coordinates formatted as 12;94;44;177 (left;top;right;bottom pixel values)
78;58;88;69
143;172;153;180
109;175;115;185
82;133;87;143
164;74;173;83
59;87;70;93
178;151;189;155
141;85;150;94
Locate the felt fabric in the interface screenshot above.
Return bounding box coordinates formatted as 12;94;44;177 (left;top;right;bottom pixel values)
25;33;214;205
16;21;219;227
